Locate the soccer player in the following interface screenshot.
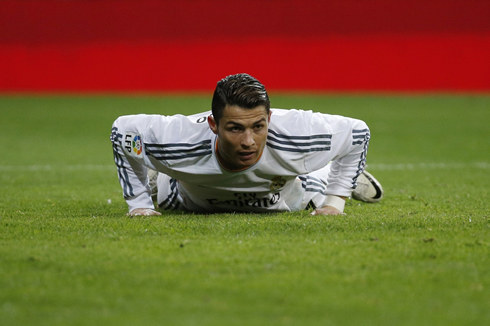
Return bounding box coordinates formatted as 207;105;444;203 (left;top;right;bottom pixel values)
110;73;383;216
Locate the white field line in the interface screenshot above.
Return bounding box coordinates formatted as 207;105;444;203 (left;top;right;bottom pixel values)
367;162;490;171
0;162;489;172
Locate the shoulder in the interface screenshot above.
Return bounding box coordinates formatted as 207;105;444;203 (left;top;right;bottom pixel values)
270;108;368;134
269;108;312;133
269;108;334;136
149;110;211;127
146;111;213;143
266;109;332;157
145;111;214;164
114;111;213;145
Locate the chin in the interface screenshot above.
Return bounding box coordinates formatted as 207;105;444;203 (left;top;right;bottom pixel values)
239;160;255;169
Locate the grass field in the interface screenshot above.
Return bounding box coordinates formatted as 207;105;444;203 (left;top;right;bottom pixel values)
1;93;489;325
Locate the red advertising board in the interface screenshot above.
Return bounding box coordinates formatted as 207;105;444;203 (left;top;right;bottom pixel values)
1;0;489;92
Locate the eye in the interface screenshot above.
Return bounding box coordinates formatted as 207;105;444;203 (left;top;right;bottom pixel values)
228;126;241;132
253;124;264;130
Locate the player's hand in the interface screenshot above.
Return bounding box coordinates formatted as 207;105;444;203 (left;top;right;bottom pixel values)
311;205;345;216
128;208;162;216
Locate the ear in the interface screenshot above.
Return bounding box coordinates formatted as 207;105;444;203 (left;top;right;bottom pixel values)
268;110;272;123
208;115;218;134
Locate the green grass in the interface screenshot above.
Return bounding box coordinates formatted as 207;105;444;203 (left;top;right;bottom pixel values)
0;94;489;325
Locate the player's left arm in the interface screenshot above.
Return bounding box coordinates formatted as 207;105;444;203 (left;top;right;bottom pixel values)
309;115;370;215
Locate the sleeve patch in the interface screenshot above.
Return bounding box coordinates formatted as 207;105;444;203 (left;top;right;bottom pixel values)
124;132;144;157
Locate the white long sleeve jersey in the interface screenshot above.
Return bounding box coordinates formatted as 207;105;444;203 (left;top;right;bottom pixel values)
110;108;370;213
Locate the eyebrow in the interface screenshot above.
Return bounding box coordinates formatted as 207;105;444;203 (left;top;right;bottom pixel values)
225;117;267;127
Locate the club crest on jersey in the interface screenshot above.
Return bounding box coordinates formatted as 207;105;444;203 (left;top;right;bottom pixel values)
270;176;287;190
124;133;143;157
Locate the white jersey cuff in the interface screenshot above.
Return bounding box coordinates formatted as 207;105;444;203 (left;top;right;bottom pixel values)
126;192;155;213
323;195;346;212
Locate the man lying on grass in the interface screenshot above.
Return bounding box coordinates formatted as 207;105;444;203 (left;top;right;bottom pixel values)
110;73;383;216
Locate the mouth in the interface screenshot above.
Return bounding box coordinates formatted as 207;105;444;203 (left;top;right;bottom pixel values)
238;151;256;160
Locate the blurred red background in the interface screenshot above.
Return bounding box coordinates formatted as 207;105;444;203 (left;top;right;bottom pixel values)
1;0;489;92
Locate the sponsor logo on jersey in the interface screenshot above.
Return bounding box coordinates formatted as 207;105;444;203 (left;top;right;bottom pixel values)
207;192;280;209
270;176;286;190
196;116;207;123
124;133;143;157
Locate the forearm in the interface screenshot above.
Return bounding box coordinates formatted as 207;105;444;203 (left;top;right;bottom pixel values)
326;128;370;198
126;191;154;212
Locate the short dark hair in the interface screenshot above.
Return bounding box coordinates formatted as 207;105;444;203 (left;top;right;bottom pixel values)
211;73;270;124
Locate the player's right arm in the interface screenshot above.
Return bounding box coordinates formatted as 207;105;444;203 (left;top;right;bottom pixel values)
110;115;159;215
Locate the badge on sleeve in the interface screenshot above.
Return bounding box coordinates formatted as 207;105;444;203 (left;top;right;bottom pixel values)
124;132;143;157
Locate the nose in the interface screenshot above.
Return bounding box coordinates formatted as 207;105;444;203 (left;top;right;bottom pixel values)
241;129;255;147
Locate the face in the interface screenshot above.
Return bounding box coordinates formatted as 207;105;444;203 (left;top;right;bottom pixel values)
208;105;271;171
